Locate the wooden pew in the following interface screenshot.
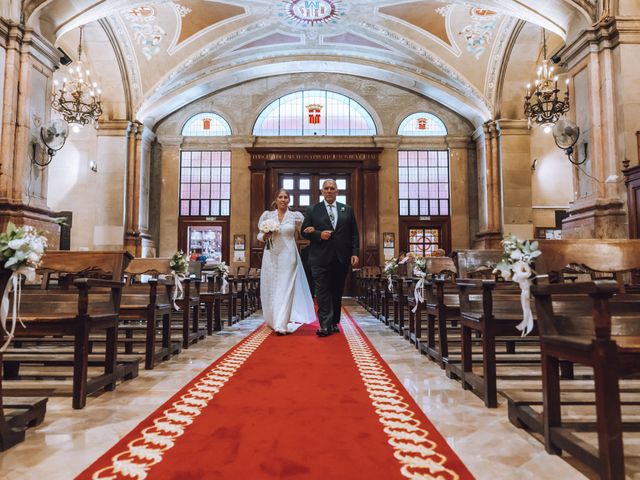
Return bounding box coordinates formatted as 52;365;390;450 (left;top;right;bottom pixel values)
0;271;47;451
200;273;225;334
507;239;640;479
173;274;205;348
416;257;459;361
4;251;134;409
446;278;536;407
122;258;181;369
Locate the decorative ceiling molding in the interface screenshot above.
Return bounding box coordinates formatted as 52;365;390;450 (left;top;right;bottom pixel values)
98;18;134;120
107;16;143;111
136;59;490;129
360;21;492;117
233;31;304;52
484;15;520;110
321;32;393;51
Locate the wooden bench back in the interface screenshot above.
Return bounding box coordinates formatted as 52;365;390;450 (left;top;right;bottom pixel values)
532;281;640;340
39;250;133;285
453;249;502;278
125;258;172;277
537;239;640;274
537;239;640;291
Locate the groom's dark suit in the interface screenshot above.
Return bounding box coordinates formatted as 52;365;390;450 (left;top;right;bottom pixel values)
301;201;359;333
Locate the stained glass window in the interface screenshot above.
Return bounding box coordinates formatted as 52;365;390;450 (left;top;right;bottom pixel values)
408;227;441;256
179;151;231;217
182;113;232;136
398;150;450;216
253;90;377;136
398;113;447;136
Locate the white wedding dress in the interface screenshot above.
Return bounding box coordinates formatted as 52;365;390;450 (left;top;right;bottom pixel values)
257;209;315;333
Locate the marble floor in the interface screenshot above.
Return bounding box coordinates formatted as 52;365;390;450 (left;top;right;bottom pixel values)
0;300;591;480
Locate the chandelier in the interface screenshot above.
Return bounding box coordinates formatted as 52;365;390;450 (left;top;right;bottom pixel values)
524;30;569;133
51;26;102;133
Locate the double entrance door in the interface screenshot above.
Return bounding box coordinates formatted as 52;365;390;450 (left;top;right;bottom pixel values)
276;172;350;211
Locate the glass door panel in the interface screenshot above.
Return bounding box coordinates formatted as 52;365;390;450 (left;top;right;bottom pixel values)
187;225;223;263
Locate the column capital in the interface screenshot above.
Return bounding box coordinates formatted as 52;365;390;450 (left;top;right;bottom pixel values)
496;119;530;135
559;17;640;69
97;120;131;137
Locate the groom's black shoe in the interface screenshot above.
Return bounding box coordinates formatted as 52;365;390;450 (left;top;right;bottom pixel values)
330;325;340;333
316;328;330;337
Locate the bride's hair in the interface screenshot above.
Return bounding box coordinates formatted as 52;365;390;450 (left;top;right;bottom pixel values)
270;188;290;210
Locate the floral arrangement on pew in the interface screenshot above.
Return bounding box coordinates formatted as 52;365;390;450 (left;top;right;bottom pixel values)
259;219;280;250
169;250;188;309
0;223;48;351
410;256;428;313
493;234;541;336
211;261;229;294
382;257;398;292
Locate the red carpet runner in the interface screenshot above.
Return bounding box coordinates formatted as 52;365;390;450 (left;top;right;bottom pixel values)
78;308;474;479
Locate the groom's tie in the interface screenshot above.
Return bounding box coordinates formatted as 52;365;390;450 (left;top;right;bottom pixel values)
328;204;336;229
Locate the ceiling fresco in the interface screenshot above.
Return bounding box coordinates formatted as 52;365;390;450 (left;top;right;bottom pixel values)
36;0;594;126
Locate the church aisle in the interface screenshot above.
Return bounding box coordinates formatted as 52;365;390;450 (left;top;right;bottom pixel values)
76;306;472;479
1;302;586;480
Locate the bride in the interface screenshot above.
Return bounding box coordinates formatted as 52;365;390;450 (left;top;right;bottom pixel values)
257;188;315;335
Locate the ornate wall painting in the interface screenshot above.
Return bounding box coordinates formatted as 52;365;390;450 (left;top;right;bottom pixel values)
124;6;167;60
459;7;498;60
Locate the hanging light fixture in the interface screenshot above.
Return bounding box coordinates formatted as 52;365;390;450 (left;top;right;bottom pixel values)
524;29;569;133
51;26;103;133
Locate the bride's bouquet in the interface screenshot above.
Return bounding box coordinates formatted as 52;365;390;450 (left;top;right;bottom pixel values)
259;219;280;250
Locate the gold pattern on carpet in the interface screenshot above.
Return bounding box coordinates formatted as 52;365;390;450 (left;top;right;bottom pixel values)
90;326;271;480
342;315;460;480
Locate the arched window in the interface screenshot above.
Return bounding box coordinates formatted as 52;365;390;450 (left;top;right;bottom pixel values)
253;90;377;136
181;113;232;136
398;113;447;136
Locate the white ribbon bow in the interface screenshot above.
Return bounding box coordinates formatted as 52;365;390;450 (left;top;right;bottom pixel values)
387;275;393;292
172;272;185;310
0;268;34;352
412;269;426;313
514;277;534;336
214;272;228;294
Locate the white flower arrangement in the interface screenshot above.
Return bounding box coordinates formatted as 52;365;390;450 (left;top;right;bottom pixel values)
259;219;280;250
169;250;188;276
493;234;541;336
0;223;48;352
211;261;229;293
0;223;48;280
383;258;398;276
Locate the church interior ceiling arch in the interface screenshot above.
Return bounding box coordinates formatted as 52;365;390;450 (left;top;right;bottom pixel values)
27;0;595;128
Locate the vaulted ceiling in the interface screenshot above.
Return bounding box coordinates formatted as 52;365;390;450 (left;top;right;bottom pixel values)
26;0;595;127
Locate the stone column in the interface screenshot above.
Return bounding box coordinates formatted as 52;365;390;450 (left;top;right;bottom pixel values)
448;137;472;250
124;121;156;256
93;120;129;249
228;136;255;269
0;20;60;243
156;136;182;257
498;120;533;239
473;121;503;247
559;17;635;238
375;137;400;261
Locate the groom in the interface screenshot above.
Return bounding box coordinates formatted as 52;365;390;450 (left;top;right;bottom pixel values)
302;179;359;337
